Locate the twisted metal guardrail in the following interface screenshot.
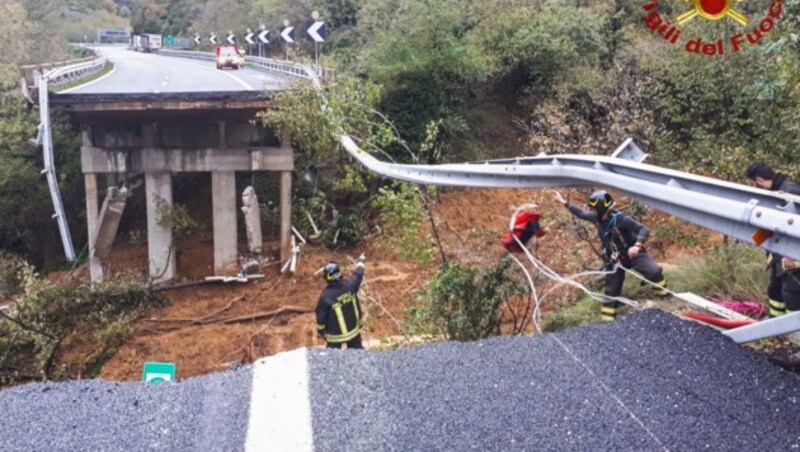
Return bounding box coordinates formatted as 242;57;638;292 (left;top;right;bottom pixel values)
298;64;800;343
29;58;108;262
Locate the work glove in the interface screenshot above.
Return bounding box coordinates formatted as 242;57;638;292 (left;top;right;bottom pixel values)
357;253;366;263
317;330;326;340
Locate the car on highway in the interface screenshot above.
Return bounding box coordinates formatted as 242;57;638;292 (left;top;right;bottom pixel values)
216;45;245;70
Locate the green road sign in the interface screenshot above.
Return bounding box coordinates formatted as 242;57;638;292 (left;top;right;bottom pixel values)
165;34;175;47
142;362;176;383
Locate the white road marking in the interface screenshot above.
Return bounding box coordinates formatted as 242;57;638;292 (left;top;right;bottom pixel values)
58;66;116;94
245;348;314;451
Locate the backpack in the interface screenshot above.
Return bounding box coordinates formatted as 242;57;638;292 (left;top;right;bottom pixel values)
502;212;546;253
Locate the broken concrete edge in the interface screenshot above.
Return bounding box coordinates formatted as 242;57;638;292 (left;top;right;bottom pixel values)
50;90;278;105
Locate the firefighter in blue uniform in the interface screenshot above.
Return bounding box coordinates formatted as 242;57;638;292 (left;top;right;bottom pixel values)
315;254;366;349
554;190;668;321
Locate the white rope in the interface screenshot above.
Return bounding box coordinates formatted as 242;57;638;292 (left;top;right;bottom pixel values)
509;253;541;334
508;207;669;449
616;263;676;297
549;334;670;451
506;204;642;335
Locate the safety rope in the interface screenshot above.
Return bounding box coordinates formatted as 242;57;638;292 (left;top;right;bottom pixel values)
506;204;645;334
507;207;669;450
548;333;670;451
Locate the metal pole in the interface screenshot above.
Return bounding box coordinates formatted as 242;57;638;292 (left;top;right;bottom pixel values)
36;71;76;261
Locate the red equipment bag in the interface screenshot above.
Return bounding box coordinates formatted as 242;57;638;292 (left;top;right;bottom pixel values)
502;212;546;253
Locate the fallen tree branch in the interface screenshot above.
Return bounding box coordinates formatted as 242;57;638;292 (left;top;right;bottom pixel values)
220;306;312;325
145;295;247;325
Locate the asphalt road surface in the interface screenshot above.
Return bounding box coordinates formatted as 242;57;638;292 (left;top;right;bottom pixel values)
1;310;798;451
64;46;293;94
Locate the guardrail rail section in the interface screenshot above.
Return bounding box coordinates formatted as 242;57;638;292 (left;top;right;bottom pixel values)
30;57;108;261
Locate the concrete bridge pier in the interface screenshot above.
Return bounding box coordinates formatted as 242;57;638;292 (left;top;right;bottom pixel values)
145;172;175;283
212;171;238;275
57;92;292;284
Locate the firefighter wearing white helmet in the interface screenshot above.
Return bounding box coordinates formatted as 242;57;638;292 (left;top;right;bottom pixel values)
553;190;668;321
315;253;367;349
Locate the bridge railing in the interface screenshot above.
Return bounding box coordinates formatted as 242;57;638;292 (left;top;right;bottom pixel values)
43;58;108;86
158;49;335;82
19;56;96;87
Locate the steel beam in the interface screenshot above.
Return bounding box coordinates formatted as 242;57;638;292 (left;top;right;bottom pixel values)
724;312;800;343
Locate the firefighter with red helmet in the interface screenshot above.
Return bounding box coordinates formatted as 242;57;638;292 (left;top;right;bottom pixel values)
553;190;668;321
315;254;366;349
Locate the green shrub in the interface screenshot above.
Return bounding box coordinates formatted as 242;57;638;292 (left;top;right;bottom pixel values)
408;259;525;341
0;269;166;384
372;182;434;264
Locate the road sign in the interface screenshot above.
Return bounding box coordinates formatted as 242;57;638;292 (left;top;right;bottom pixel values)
280;26;295;43
258;30;270;44
142;362;176;383
209;34;218;45
194;34;201;45
307;21;325;43
226;33;236;44
245;32;255;45
165;34;175;47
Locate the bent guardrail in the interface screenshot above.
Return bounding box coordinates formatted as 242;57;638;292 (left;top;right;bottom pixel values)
27;58;112;262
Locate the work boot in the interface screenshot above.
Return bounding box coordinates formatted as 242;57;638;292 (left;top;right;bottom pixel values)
768;299;787;318
650;278;669;297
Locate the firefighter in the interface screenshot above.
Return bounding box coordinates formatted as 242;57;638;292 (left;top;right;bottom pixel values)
745;162;800;317
553;190;668;321
315;253;366;349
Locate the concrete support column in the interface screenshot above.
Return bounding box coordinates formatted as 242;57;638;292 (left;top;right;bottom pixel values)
84;173;103;282
280;171;292;262
212;171;238;275
145;172;175;284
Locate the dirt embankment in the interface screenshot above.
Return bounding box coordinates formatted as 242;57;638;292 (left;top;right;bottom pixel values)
95;187;718;381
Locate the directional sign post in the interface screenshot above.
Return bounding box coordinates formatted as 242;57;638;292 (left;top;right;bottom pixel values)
258;23;267;57
280;26;295;43
209;34;218;45
257;29;269;57
194;34;201;46
165;34;175;48
306;20;326;43
245;29;255;55
142;362;176;383
280;20;295;60
307;13;326;76
226;32;236;45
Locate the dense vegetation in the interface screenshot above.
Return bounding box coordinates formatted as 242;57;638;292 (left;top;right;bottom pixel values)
0;0;797;359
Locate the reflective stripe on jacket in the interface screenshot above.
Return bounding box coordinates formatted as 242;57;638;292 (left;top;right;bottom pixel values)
315;265;364;343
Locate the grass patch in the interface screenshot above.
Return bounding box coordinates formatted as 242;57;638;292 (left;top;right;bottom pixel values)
665;243;768;301
52;61;114;93
543;295;600;332
542;243;769;333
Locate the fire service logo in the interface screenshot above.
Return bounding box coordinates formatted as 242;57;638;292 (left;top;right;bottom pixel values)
643;0;785;55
